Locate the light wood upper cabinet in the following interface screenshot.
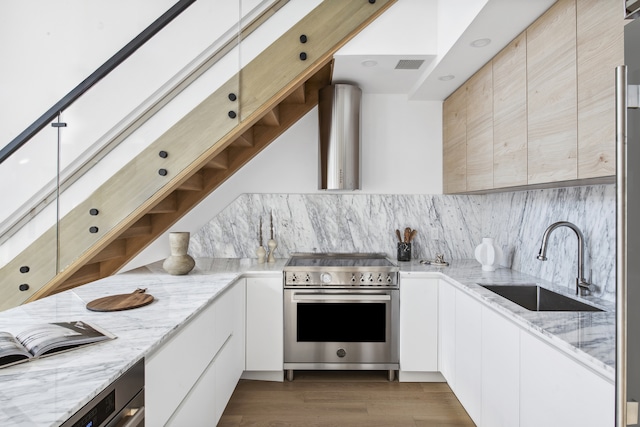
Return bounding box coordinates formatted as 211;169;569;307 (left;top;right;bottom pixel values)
443;85;467;193
493;32;528;188
466;62;494;191
526;0;577;185
577;0;624;179
442;0;621;193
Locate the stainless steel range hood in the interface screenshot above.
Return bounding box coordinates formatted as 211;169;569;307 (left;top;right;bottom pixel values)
318;83;361;190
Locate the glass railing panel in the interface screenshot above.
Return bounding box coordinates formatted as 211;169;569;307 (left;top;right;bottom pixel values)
0;118;59;310
0;120;60;254
55;0;242;275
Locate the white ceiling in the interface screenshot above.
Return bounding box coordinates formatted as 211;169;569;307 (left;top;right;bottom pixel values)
333;0;557;101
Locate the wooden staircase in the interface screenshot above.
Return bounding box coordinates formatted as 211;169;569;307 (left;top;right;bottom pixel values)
0;0;396;311
55;65;331;294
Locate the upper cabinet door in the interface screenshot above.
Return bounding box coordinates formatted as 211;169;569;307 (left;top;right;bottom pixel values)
576;0;624;179
466;62;494;191
493;32;528;188
443;85;467;193
526;0;577;185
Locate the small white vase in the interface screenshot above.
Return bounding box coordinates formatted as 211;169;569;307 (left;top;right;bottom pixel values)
256;246;267;264
474;237;503;272
267;239;277;263
163;232;195;275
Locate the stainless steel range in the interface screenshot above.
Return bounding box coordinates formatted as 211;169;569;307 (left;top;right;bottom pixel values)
283;253;399;381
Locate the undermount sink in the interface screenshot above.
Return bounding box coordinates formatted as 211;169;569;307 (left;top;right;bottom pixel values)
479;284;604;312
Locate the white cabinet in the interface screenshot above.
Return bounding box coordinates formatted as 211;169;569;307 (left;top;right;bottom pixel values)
438;280;456;388
520;330;614;427
481;305;520;427
399;277;438;378
454;289;482;425
146;280;245;426
245;277;283;376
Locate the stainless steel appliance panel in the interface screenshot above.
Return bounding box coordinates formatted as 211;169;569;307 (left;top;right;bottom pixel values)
619;16;640;426
284;288;399;367
61;358;144;427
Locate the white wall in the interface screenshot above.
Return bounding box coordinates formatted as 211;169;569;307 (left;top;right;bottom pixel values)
124;94;443;270
437;0;489;55
0;0;175;143
336;0;437;56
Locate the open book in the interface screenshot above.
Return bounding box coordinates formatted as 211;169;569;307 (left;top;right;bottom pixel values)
0;320;116;369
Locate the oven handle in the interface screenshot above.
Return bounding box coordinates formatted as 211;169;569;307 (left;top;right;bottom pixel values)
292;294;391;302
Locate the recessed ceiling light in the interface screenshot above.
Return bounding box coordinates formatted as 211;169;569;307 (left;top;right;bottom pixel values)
361;59;378;67
470;38;491;48
438;75;455;81
19;158;29;165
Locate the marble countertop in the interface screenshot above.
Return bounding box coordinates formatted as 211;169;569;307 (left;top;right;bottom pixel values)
399;259;615;380
0;257;615;426
0;258;285;427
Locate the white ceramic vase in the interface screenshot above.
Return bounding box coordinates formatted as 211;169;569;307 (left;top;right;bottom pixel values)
163;232;195;275
474;237;503;272
256;246;267;264
267;239;277;263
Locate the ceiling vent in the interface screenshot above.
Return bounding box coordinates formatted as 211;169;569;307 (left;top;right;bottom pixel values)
395;59;425;70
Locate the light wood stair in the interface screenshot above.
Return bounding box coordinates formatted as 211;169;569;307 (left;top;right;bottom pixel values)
0;0;396;311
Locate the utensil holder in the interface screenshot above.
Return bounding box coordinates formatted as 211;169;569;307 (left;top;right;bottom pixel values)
397;242;411;262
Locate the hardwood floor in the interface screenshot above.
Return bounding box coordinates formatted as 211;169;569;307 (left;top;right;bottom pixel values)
219;371;475;427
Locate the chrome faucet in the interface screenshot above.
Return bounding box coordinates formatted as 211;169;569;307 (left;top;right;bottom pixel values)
536;221;592;296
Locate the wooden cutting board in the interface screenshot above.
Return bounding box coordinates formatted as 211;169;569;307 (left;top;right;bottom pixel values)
86;288;154;312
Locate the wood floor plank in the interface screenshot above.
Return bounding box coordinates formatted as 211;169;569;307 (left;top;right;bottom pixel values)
220;372;475;426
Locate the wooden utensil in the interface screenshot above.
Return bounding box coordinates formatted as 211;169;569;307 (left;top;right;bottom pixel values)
409;229;418;242
404;227;411;243
395;229;403;243
86;288;154;312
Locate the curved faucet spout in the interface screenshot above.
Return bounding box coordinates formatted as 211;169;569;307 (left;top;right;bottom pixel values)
537;221;590;296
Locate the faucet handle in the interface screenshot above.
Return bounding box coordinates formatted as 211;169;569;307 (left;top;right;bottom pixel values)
577;278;592;296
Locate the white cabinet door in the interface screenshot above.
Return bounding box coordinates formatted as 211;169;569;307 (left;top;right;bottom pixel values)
438;280;456;388
246;277;283;371
399;277;438;372
481;306;520;427
454;289;482;425
146;280;244;426
520;330;615;427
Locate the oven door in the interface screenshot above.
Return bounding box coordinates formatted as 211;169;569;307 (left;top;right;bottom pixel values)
284;288;399;368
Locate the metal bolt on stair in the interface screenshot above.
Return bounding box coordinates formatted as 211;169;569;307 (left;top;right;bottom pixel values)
159;151;168;158
89;226;99;234
299;52;307;61
89;208;99;216
158;168;168;176
19;266;29;273
19;284;29;291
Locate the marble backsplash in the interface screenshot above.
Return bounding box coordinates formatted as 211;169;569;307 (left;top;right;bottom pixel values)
190;184;615;300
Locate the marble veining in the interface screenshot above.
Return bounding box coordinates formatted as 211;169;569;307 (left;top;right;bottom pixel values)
401;259;615;373
190;193;484;263
482;185;615;301
191;185;615;300
0;258;613;426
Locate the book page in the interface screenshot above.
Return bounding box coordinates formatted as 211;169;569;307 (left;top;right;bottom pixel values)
0;332;31;367
16;321;113;358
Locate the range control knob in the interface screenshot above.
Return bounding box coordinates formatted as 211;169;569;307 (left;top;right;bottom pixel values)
337;348;346;358
386;275;393;283
351;274;357;283
368;274;374;282
305;274;311;283
321;273;332;284
290;273;297;283
360;274;365;283
377;274;383;282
